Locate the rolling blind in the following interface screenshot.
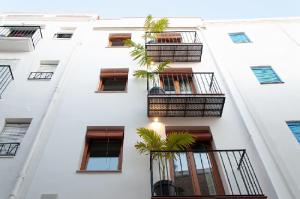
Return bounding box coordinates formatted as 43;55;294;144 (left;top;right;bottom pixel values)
287;121;300;143
0;123;30;143
251;66;282;84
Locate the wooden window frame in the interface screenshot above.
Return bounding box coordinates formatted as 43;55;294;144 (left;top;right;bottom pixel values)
79;129;124;173
166;128;225;196
108;33;131;47
97;68;129;93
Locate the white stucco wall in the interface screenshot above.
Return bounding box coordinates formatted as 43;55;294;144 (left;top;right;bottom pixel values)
0;15;299;199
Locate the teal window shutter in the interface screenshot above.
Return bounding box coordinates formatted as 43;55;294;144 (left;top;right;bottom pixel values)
229;32;251;43
286;121;300;143
251;66;283;84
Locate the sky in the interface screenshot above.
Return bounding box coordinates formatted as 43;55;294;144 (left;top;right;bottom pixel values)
1;0;300;20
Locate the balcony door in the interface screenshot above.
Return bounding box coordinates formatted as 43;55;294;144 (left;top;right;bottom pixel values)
169;134;224;196
160;74;195;94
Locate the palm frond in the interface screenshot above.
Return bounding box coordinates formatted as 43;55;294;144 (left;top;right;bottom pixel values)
165;132;195;151
155;60;171;73
151;18;169;32
135;128;164;154
123;39;136;47
133;70;150;78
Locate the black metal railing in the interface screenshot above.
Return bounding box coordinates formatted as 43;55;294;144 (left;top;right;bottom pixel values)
0;26;43;49
145;31;203;62
147;72;223;95
28;72;54;80
145;31;201;44
0;65;14;98
150;150;265;198
147;72;225;117
0;143;20;156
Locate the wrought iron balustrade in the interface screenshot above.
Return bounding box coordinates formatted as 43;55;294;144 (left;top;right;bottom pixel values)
150;150;266;199
0;65;14;98
147;72;225;117
28;72;54;80
0;26;43;49
0;143;20;156
145;31;203;62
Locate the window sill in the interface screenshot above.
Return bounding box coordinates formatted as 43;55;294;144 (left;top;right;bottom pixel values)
0;155;15;158
105;46;130;48
94;91;127;93
76;170;122;173
260;81;284;85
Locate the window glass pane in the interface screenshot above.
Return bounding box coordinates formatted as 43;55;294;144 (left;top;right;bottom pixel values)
229;32;251;43
162;76;175;94
287;121;300;143
173;152;194;196
179;78;192;94
111;39;125;46
251;66;282;84
86;139;121;171
102;77;127;91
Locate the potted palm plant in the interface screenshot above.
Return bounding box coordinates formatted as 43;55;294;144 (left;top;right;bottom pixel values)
135;128;195;196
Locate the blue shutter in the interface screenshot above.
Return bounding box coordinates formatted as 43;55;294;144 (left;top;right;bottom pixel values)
229;32;251;43
286;121;300;143
251;66;283;84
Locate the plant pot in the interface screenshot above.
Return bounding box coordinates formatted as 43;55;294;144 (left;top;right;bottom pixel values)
153;180;176;196
149;87;165;95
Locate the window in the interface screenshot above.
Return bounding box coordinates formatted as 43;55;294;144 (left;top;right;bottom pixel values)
53;27;76;39
229;32;251;43
286;121;300;143
0;119;31;156
80;128;124;171
7;27;38;38
98;68;128;92
108;33;131;47
28;60;59;80
251;66;283;84
54;33;72;39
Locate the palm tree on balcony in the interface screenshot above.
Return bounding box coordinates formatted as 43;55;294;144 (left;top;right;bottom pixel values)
124;15;171;78
135;127;195;195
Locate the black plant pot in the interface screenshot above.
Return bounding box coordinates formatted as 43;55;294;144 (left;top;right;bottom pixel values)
149;87;165;95
153;180;176;196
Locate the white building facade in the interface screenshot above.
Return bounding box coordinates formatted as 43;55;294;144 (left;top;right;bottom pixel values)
0;14;299;199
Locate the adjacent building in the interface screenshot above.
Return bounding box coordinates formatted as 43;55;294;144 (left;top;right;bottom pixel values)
0;13;299;199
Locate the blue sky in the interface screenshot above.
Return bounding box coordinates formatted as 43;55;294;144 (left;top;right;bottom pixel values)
1;0;300;19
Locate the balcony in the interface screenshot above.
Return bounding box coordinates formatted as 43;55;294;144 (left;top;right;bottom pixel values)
28;72;54;80
0;143;20;156
147;72;225;117
145;31;203;62
150;150;267;199
0;65;14;98
0;26;42;52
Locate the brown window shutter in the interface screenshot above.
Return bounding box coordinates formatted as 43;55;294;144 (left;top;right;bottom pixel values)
86;130;124;139
166;129;212;141
100;68;129;77
109;33;131;40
